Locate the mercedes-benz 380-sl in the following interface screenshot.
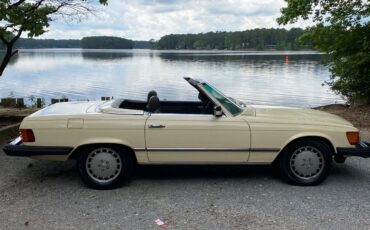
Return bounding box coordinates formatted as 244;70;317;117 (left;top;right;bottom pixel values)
4;78;370;189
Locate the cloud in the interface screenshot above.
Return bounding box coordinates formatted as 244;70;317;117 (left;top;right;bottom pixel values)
38;0;311;40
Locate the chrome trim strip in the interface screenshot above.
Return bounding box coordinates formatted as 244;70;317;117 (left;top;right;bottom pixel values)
359;141;369;148
250;148;280;152
134;148;146;151
147;148;250;152
139;162;271;165
133;148;280;152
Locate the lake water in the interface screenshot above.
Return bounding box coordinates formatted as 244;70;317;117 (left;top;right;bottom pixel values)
0;49;344;107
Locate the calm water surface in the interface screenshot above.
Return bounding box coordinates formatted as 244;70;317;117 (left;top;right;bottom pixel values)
0;49;344;107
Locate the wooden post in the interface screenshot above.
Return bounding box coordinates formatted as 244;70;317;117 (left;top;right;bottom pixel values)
5;98;10;107
101;97;110;101
51;98;59;104
2;98;8;107
36;98;42;108
6;98;16;107
16;98;25;108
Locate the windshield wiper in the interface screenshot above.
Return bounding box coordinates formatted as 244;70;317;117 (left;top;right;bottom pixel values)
228;97;247;107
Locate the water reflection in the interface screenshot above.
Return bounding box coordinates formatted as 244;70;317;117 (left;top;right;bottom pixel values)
158;53;324;62
82;51;133;60
0;49;343;107
0;51;19;66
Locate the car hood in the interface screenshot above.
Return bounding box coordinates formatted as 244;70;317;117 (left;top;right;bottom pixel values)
243;105;355;128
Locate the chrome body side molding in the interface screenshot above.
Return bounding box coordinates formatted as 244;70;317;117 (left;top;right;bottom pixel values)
134;147;280;152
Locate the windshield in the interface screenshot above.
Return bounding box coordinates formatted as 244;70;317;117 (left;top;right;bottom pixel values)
202;83;243;116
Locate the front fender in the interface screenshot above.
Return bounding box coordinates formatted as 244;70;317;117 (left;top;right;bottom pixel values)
281;131;349;154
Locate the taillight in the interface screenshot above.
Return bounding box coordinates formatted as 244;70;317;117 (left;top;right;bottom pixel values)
20;129;35;142
346;131;359;145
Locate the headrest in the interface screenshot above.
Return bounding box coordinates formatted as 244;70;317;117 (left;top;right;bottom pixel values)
146;96;160;113
147;90;158;102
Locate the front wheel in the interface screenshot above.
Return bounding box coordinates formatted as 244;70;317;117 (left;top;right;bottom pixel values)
278;139;332;186
77;145;134;189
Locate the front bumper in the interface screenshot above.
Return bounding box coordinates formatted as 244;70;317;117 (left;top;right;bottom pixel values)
337;141;370;158
3;137;73;157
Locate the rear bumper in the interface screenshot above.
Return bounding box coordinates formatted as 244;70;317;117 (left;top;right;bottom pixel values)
3;137;73;157
337;141;370;158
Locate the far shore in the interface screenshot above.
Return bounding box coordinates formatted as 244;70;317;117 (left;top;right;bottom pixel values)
0;104;368;144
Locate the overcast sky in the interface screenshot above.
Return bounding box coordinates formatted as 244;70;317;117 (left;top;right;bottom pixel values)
40;0;310;40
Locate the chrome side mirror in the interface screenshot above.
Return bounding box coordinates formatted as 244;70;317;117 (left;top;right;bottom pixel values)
213;105;223;117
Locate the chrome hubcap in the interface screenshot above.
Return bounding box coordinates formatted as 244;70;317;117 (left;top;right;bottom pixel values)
86;148;122;183
290;146;324;181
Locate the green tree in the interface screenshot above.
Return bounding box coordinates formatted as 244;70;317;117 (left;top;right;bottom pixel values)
81;36;133;49
156;28;307;51
0;0;108;76
277;0;370;103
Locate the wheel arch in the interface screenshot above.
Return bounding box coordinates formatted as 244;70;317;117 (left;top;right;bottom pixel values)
68;143;138;164
274;134;336;164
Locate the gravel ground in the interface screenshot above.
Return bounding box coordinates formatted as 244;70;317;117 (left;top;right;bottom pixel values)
1;147;370;230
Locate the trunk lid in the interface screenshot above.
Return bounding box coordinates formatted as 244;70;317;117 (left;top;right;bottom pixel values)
29;101;103;117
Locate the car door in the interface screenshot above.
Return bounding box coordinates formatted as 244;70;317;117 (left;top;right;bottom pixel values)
145;113;251;163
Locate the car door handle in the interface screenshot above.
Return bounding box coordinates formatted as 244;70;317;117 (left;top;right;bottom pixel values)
148;124;166;128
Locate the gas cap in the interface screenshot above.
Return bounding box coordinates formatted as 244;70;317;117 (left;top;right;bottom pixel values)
67;118;84;129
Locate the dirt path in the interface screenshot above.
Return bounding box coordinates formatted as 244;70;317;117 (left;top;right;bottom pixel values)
316;104;370;141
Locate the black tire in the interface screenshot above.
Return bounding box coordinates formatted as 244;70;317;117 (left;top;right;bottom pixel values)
77;145;134;189
278;139;332;186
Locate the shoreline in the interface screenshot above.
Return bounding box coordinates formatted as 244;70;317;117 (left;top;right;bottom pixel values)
2;48;320;54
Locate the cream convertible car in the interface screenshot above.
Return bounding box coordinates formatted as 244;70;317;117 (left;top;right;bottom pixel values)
4;78;370;189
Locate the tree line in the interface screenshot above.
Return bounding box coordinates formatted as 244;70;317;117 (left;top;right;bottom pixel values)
2;28;310;51
155;28;311;50
15;39;81;49
0;37;152;49
4;37;151;49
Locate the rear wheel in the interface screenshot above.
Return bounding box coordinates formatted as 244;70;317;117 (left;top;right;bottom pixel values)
77;145;134;189
279;139;332;186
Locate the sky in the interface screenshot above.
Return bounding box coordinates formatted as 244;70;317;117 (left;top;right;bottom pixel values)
40;0;311;41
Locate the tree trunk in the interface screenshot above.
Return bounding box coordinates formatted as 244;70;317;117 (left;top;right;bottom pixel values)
0;27;22;77
0;44;14;76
